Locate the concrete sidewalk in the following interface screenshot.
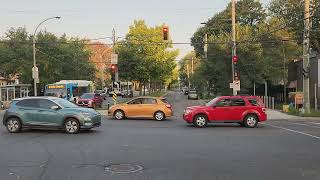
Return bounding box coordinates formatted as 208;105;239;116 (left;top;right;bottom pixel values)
266;109;320;120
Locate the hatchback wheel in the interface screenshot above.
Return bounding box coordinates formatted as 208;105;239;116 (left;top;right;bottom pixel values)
64;119;80;134
114;110;125;120
154;111;165;121
6;118;22;133
244;115;258;128
193;114;208;128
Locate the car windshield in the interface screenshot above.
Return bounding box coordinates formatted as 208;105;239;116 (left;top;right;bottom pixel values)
52;98;78;108
205;97;220;106
81;93;94;99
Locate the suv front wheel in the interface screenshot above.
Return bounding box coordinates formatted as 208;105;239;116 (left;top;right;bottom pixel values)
193;114;208;128
243;115;258;128
6;118;22;133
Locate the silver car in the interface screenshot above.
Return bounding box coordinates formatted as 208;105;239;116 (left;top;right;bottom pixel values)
188;90;198;100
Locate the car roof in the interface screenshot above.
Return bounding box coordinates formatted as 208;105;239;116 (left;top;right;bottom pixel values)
217;95;260;99
13;96;60;101
134;96;164;99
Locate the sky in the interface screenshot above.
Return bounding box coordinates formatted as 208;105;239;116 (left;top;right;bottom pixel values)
0;0;271;58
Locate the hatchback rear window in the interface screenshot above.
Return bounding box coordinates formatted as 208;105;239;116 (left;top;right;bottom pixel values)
161;98;169;104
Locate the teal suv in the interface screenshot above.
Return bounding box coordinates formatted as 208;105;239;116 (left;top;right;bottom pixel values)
2;97;101;134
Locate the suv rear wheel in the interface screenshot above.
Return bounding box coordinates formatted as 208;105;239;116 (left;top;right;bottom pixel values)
154;111;165;121
243;115;258;128
193;114;208;128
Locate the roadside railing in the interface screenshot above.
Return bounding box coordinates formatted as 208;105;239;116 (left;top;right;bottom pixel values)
258;96;275;109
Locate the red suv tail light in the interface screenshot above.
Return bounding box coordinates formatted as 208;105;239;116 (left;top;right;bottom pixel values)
262;108;266;112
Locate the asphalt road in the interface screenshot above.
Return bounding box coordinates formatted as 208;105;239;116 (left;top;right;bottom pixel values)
0;91;320;180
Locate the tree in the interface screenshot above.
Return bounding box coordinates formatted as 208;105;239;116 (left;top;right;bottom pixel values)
86;42;113;89
191;0;266;57
269;0;320;53
117;20;179;93
0;28;96;94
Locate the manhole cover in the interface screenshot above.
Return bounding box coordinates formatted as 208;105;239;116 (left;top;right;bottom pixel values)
104;164;143;174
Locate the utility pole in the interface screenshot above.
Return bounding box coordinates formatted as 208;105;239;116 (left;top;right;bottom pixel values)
231;0;237;95
204;33;208;59
303;0;311;113
112;28;119;82
187;64;190;89
191;57;194;75
282;37;289;104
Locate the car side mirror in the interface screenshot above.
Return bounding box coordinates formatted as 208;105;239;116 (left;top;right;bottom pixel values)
51;105;60;110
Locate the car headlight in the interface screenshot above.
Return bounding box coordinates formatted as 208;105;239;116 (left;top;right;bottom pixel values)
184;109;192;115
81;112;92;117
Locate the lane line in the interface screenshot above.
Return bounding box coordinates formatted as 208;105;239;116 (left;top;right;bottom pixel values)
285;122;320;129
308;122;320;126
262;123;320;140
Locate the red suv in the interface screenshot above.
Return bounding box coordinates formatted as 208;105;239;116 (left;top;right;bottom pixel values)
183;96;267;128
77;93;103;109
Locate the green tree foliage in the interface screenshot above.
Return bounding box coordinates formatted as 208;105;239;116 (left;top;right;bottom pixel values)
269;0;320;52
191;0;266;57
117;20;179;91
188;0;301;95
0;27;96;92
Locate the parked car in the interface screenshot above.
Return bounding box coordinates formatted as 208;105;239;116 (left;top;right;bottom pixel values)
94;90;107;100
0;101;3;110
2;97;101;134
121;90;133;98
108;97;173;121
183;96;267;128
188;90;198;100
77;93;103;108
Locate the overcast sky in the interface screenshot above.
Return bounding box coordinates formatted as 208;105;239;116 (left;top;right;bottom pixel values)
0;0;271;58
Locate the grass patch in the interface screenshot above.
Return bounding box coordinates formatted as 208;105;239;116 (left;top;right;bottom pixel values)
286;106;320;117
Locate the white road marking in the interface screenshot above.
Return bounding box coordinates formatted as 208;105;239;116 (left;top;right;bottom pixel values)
262;123;320;140
308;122;320;126
286;122;320;129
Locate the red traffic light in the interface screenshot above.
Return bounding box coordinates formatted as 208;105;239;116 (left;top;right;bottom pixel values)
111;64;116;72
233;55;238;63
163;26;169;41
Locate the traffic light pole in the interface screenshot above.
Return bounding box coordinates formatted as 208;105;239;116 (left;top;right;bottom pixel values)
231;0;237;95
303;0;311;113
112;28;119;82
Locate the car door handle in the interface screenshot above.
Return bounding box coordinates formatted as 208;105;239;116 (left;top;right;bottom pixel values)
38;110;45;112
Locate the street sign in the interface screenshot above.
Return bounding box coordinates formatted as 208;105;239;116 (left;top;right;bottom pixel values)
233;80;240;91
111;54;118;64
32;66;39;83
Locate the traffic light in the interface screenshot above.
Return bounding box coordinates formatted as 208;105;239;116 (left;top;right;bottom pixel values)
111;64;116;72
111;64;116;81
232;55;238;64
163;26;169;41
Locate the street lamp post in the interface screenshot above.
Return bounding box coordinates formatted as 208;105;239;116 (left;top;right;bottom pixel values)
32;16;61;96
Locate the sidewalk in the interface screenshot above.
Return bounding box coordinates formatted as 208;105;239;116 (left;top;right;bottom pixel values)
266;109;320;121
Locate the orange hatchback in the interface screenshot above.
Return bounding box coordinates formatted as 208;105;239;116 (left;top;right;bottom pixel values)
108;97;173;121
